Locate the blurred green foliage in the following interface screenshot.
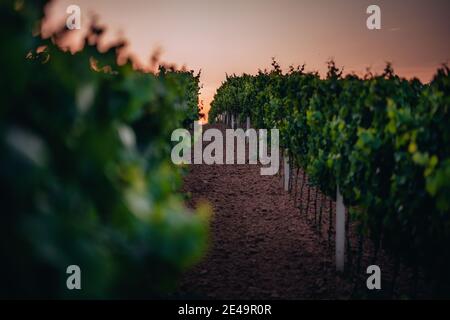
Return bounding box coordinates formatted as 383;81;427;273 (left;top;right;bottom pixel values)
0;0;209;298
210;60;450;297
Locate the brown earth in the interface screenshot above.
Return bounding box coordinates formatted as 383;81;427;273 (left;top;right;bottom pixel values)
176;123;428;299
176;124;353;299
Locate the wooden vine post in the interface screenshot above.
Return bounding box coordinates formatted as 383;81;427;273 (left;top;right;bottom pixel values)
246;116;251;143
336;186;346;272
284;150;290;192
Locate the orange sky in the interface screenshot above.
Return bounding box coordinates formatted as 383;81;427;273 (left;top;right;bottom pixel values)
42;0;450;121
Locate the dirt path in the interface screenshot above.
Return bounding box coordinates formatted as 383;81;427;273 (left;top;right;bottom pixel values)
177;124;352;299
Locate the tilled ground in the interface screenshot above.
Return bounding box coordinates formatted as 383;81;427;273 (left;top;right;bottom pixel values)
177;124;352;299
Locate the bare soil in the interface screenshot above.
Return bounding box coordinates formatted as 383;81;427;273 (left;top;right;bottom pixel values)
176;124;429;299
176;124;352;299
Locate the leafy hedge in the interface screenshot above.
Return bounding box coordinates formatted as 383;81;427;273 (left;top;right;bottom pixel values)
209;60;450;296
0;0;209;298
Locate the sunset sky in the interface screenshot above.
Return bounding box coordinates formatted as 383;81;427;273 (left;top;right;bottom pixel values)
42;0;450;121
